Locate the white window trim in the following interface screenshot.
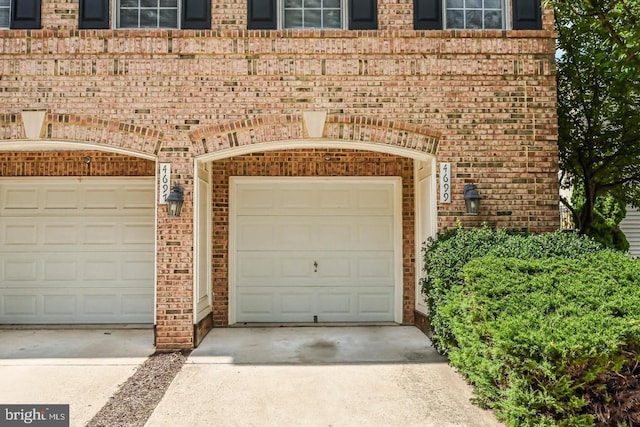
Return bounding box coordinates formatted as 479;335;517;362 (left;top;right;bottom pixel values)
278;0;348;30
113;0;182;30
443;0;511;30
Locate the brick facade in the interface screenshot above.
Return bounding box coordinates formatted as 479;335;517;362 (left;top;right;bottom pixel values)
0;1;559;350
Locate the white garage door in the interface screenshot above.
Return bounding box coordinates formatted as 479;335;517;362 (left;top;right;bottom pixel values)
232;178;401;323
0;178;155;324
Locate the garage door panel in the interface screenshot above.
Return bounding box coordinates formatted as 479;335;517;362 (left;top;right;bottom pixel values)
281;292;314;314
44;188;78;209
123;223;155;245
0;178;154;324
44;259;78;281
84;188;119;209
3;259;38;281
358;293;393;315
3;295;36;316
4;224;38;244
44;295;76;315
3;188;38;209
84;224;118;244
44;224;78;245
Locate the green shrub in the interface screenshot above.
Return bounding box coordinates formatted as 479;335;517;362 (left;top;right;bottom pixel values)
421;226;603;353
444;253;640;426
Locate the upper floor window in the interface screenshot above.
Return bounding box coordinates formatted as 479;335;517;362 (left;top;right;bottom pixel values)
117;0;179;29
248;0;377;30
79;0;209;30
445;0;504;30
283;0;342;30
414;0;541;31
0;0;9;28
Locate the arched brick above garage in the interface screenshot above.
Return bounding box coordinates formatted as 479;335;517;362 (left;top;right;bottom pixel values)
0;112;163;159
189;114;440;157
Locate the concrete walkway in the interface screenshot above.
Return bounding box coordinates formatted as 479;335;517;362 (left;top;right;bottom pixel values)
0;328;154;427
146;326;503;427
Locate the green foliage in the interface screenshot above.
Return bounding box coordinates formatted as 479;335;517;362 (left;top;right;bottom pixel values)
554;0;640;234
421;226;603;353
571;189;630;251
442;253;640;426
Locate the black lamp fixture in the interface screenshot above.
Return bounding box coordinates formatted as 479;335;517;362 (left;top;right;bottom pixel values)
463;184;481;215
166;184;184;217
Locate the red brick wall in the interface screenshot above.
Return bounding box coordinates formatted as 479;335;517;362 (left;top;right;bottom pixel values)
0;151;154;176
211;149;415;326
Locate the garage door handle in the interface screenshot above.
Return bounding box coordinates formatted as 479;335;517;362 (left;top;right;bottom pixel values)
314;261;318;272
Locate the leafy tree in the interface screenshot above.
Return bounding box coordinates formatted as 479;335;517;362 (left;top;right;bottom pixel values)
552;0;640;235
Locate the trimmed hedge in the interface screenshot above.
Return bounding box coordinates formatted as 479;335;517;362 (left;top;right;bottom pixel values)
421;227;603;353
444;253;640;426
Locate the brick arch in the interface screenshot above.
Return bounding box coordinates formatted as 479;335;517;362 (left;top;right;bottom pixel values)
189;114;440;156
0;113;164;158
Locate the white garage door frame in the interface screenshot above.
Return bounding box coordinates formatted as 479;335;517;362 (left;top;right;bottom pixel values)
228;176;403;325
0;176;156;324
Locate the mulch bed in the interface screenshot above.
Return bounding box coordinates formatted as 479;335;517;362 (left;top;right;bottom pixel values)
86;350;190;427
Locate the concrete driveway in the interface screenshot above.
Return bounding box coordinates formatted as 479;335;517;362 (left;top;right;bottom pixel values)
146;326;503;427
0;328;154;427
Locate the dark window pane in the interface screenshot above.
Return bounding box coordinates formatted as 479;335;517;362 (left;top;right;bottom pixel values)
325;0;340;8
284;0;302;7
484;10;502;28
159;9;177;27
304;0;321;7
141;0;156;7
484;0;501;8
119;9;139;27
466;0;482;8
0;11;8;28
121;0;138;8
139;9;158;27
284;10;302;27
446;10;464;28
305;9;321;27
160;0;177;7
323;10;341;28
447;0;463;7
466;10;482;28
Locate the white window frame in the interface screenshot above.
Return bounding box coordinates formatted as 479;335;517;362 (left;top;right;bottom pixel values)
443;0;509;30
0;0;10;29
114;0;181;29
278;0;347;30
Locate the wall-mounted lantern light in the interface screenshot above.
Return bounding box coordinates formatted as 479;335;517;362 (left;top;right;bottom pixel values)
166;184;184;217
463;184;481;215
